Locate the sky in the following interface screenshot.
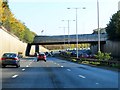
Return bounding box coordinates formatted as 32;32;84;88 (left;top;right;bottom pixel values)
8;0;120;36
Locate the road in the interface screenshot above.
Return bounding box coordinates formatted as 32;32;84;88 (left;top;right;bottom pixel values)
2;57;119;90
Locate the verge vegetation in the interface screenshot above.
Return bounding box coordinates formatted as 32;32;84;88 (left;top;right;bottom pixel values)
0;0;36;43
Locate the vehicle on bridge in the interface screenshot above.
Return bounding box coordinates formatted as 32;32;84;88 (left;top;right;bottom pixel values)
1;53;20;68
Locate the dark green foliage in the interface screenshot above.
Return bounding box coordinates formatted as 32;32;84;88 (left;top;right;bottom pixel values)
106;11;120;40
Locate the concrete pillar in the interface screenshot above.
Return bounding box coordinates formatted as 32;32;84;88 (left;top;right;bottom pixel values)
35;45;39;53
25;43;31;56
90;44;98;54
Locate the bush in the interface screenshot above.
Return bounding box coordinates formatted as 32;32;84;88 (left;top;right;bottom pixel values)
95;51;112;60
104;53;112;60
72;59;77;62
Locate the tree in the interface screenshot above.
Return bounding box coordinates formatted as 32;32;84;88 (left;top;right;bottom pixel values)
106;11;120;40
1;0;36;43
0;0;3;23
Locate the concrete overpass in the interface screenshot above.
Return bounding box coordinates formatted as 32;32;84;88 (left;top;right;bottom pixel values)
33;34;107;45
26;34;108;56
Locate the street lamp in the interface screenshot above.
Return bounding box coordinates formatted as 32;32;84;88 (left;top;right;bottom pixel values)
41;30;44;35
97;0;101;52
67;7;86;58
62;20;75;49
59;27;67;50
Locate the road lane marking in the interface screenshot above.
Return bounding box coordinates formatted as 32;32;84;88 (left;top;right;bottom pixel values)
57;64;60;66
96;83;99;84
67;69;71;71
78;75;86;78
61;66;64;67
26;65;29;67
12;75;18;78
22;69;25;71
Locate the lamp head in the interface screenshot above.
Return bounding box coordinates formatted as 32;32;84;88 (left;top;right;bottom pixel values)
67;8;70;9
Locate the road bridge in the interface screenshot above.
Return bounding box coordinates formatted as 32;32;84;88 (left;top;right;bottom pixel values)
33;34;107;45
26;34;107;56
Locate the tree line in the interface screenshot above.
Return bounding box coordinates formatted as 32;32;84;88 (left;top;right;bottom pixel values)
0;0;36;43
106;10;120;41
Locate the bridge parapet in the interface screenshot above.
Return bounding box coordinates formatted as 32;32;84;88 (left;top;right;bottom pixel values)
33;34;107;44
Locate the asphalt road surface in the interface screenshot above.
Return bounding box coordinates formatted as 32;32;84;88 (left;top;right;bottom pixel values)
1;57;119;90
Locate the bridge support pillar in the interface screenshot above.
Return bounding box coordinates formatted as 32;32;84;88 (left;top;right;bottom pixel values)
90;43;105;54
25;43;32;56
35;45;39;53
90;44;98;54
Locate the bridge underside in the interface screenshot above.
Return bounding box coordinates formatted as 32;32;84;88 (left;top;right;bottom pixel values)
25;41;106;56
30;41;106;45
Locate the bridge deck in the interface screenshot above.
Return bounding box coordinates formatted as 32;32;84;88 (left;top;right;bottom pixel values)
32;34;107;45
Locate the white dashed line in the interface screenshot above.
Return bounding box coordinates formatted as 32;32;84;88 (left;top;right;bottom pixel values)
61;66;64;67
26;65;29;67
78;75;86;78
12;75;18;78
67;69;71;71
22;69;25;71
57;64;60;66
96;83;99;85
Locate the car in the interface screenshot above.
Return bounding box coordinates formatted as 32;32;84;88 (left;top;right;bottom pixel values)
79;53;89;58
1;53;20;68
45;52;52;56
37;53;46;62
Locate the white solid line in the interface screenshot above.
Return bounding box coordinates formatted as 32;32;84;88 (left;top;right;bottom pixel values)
61;66;64;67
78;75;86;78
12;75;18;78
22;69;25;71
67;69;71;71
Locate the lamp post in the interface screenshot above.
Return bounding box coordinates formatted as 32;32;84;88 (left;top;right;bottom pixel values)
62;20;75;49
97;0;100;52
59;27;67;50
67;7;86;58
